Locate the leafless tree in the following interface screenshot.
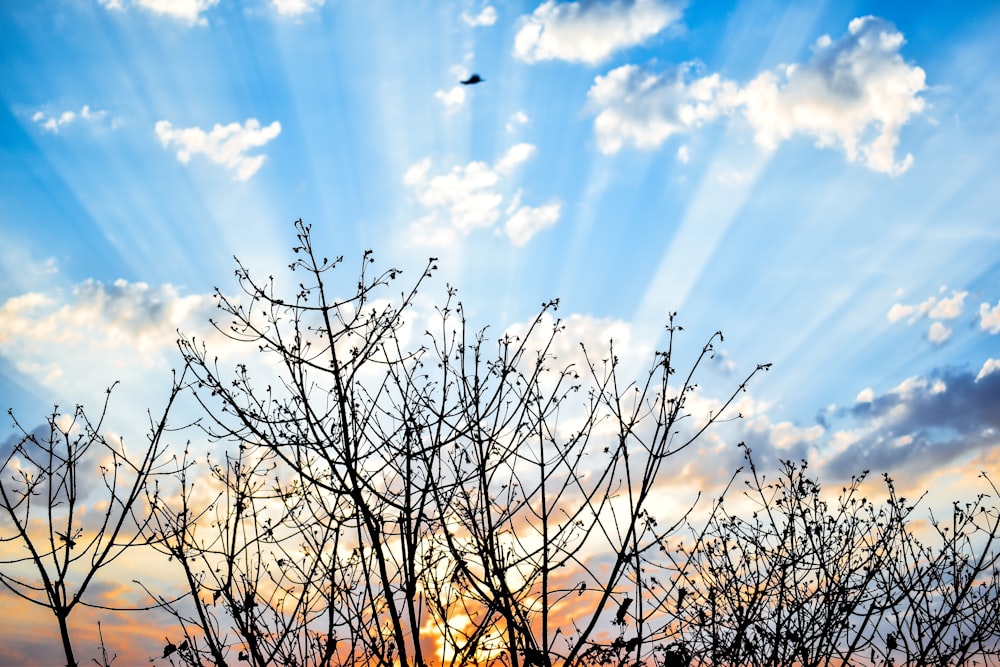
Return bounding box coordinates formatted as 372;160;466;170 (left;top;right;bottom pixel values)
145;219;769;667
0;379;183;667
8;218;999;667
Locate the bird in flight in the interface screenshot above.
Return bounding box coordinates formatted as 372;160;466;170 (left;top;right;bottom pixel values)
461;74;484;85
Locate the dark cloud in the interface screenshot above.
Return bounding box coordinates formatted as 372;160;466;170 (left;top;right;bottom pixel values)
824;367;1000;477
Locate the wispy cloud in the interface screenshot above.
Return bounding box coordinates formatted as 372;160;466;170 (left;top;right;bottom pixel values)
506;110;530;133
462;5;497;27
155;118;282;181
403;144;559;247
587;16;927;175
504;194;560;247
272;0;324;16
514;0;684;65
977;359;1000;382
98;0;219;26
31;104;114;133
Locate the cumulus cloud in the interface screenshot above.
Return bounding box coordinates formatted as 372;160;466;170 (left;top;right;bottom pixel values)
0;280;215;356
404;144;558;247
928;290;967;319
980;299;1000;334
272;0;324;15
462;5;497;27
716;362;1000;493
886;296;937;324
99;0;219;25
0;280;224;398
435;85;467;112
586;16;926;174
824;366;1000;477
155;118;281;181
741;16;926;175
435;63;477;112
588;63;739;153
31;105;112;133
887;287;969;343
927;321;952;344
514;0;684;65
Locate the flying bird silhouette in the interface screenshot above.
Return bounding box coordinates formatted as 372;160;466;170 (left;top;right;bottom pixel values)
460;74;484;85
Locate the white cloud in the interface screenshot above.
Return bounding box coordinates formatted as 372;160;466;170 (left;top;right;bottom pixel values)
462;5;497;27
505;202;561;247
406;159;503;233
769;421;825;450
0;280;261;439
928;290;967;319
495;142;536;174
888;288;969;332
980;300;1000;334
588;63;740;153
977;359;1000;382
741;16;925;175
506;110;530;133
404;144;558;247
514;0;684;65
586;16;926;174
856;387;873;403
886;297;934;323
888;375;946;398
31;105;110;133
504;311;653;380
272;0;324;16
436;62;477;112
100;0;219;25
676;144;690;163
435;85;467;112
927;321;952;344
155;118;282;181
0;280;223;399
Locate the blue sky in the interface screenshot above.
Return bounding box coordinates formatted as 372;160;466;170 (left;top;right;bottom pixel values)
1;0;999;496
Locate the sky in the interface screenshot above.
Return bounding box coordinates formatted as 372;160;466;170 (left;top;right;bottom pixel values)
1;0;999;661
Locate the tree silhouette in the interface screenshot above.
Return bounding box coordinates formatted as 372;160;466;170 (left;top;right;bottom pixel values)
145;219;768;666
4;219;999;667
0;379;183;667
